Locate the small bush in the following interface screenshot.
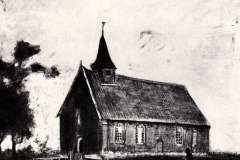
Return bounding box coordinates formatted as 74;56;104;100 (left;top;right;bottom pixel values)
0;145;60;160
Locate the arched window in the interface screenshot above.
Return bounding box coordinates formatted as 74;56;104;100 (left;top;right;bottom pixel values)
76;110;81;126
136;125;145;144
192;130;197;147
176;127;183;145
115;123;123;143
77;137;82;153
77;115;81;125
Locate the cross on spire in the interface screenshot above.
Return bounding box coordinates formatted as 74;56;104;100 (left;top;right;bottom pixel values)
102;21;106;35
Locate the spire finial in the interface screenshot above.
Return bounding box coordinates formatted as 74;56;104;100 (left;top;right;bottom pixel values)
102;21;106;35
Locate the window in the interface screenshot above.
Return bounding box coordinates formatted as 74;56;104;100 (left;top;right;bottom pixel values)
115;123;123;143
106;70;111;76
192;130;197;147
76;110;81;126
77;114;81;125
77;137;82;153
176;127;183;145
136;125;145;144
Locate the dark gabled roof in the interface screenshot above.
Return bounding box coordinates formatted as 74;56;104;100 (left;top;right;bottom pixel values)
83;67;209;126
56;64;82;117
57;65;209;126
91;34;116;70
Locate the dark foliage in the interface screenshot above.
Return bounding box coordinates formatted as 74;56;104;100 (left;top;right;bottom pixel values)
0;58;9;72
0;58;14;80
0;142;60;160
0;40;60;156
48;66;60;78
30;62;46;72
0;83;34;155
0;85;8;153
13;145;36;160
13;41;40;62
31;63;60;78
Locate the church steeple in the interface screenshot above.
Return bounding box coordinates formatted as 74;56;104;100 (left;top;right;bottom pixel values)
91;22;116;70
91;22;116;83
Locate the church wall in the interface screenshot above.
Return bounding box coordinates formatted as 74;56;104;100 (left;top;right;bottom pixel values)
60;70;103;154
59;96;76;154
73;71;103;154
103;121;209;154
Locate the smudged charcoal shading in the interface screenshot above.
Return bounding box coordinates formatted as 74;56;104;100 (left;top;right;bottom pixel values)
57;65;210;155
50;66;59;76
85;68;208;126
0;0;6;12
91;34;116;70
31;63;46;72
57;25;210;156
0;40;60;156
31;63;60;78
14;41;40;62
58;66;102;154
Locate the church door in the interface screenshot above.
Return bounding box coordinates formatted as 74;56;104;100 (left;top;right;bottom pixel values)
77;137;83;153
155;140;163;152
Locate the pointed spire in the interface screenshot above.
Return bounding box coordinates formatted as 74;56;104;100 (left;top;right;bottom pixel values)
79;60;83;70
91;22;116;70
102;21;106;35
78;60;84;72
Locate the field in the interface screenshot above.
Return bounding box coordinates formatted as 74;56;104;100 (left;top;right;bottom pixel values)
1;152;240;160
110;152;240;160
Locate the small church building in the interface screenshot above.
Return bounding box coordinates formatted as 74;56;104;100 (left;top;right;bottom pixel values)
57;23;210;159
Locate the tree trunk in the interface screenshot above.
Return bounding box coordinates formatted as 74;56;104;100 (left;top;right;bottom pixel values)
0;133;5;155
11;133;16;156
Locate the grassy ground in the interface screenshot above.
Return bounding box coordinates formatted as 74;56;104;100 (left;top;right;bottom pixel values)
1;151;240;160
110;152;240;160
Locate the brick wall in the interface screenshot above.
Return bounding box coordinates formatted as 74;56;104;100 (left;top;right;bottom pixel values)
103;121;209;153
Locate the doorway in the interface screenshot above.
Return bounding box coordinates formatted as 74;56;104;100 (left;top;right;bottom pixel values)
77;137;83;153
155;138;163;152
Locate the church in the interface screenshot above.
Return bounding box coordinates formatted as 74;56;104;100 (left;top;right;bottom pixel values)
57;23;210;159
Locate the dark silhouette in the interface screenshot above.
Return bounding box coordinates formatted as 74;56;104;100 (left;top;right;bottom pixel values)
186;148;193;160
0;40;60;156
0;84;9;154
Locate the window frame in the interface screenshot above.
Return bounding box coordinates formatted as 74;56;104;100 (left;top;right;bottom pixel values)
175;127;183;146
114;123;124;144
76;110;81;126
105;70;111;76
136;124;146;145
192;129;197;147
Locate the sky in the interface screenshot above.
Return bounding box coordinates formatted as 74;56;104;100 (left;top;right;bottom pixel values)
1;0;240;152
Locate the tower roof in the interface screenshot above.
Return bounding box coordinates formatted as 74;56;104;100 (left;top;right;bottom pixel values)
91;22;116;70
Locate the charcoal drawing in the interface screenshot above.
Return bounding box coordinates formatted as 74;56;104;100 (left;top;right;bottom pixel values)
57;22;209;159
0;1;240;160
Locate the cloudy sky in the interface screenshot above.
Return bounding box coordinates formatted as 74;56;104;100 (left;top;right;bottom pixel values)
1;0;240;152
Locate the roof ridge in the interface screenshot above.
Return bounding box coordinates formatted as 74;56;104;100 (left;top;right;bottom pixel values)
116;74;185;87
82;65;102;120
58;65;209;126
83;68;185;87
